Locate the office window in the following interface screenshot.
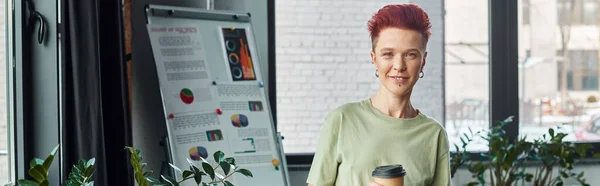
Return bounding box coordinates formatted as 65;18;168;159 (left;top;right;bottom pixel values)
275;0;445;154
445;0;489;152
520;0;600;142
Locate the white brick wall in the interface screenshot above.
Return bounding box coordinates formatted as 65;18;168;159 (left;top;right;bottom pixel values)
276;0;444;153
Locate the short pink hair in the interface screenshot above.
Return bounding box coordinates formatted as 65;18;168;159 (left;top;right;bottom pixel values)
367;4;432;50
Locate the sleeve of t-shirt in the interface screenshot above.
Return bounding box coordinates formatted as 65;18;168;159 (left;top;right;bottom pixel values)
306;110;343;186
432;130;452;186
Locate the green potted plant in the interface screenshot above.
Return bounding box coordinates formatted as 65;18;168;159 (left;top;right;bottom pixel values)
4;144;96;186
450;128;480;178
450;116;598;186
466;116;534;186
528;127;592;186
4;145;253;186
126;147;253;186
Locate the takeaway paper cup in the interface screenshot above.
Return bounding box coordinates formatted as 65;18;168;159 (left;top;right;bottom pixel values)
372;164;406;186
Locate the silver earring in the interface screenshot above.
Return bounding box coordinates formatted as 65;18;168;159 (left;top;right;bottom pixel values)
419;71;424;78
375;70;379;78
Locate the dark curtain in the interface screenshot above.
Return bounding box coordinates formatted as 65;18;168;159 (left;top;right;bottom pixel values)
60;0;132;185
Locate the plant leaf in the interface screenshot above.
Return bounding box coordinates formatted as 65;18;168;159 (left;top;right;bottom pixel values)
43;145;60;169
29;165;47;182
191;166;203;185
169;163;183;174
17;180;39;186
30;158;44;169
560;171;569;178
525;173;533;182
145;176;161;184
66;158;95;186
578;172;585;178
213;151;225;163
86;158;96;168
85;166;95;178
220;161;231;175
183;170;194;178
38;180;49;186
236;168;253;177
202;162;215;180
223;157;236;166
503;115;514;123
223;181;234;186
126;146;149;186
161;175;180;186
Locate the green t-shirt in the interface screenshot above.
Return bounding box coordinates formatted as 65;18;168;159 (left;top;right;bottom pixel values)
306;98;451;186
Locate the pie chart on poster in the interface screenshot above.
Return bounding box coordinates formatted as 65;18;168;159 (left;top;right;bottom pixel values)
180;88;194;104
189;146;208;161
231;114;249;127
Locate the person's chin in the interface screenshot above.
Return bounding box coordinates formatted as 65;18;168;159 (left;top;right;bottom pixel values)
384;85;412;96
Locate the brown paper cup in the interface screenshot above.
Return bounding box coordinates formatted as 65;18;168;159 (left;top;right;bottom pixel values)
373;176;404;186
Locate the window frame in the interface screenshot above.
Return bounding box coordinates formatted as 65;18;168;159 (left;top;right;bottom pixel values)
6;0;15;182
12;0;62;183
271;0;600;166
9;0;133;184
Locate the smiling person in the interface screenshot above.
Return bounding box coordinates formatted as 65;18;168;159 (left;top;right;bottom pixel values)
306;4;451;186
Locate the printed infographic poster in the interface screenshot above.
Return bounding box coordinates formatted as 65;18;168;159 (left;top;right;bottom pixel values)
147;24;285;185
214;81;280;169
146;25;223;179
221;28;257;81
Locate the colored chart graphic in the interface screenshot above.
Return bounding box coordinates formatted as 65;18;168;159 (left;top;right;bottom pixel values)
231;114;249;128
189;146;208;161
221;28;256;81
206;130;223;141
234;138;256;154
180;88;194;104
248;101;263;111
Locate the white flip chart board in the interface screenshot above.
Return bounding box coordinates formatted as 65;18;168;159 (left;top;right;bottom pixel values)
144;4;289;186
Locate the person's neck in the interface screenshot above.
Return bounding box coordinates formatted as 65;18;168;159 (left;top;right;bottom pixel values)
370;89;418;118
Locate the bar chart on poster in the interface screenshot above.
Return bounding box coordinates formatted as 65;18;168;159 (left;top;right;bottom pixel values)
144;5;289;186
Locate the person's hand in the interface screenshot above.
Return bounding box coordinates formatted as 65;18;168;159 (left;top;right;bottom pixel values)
368;182;383;186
